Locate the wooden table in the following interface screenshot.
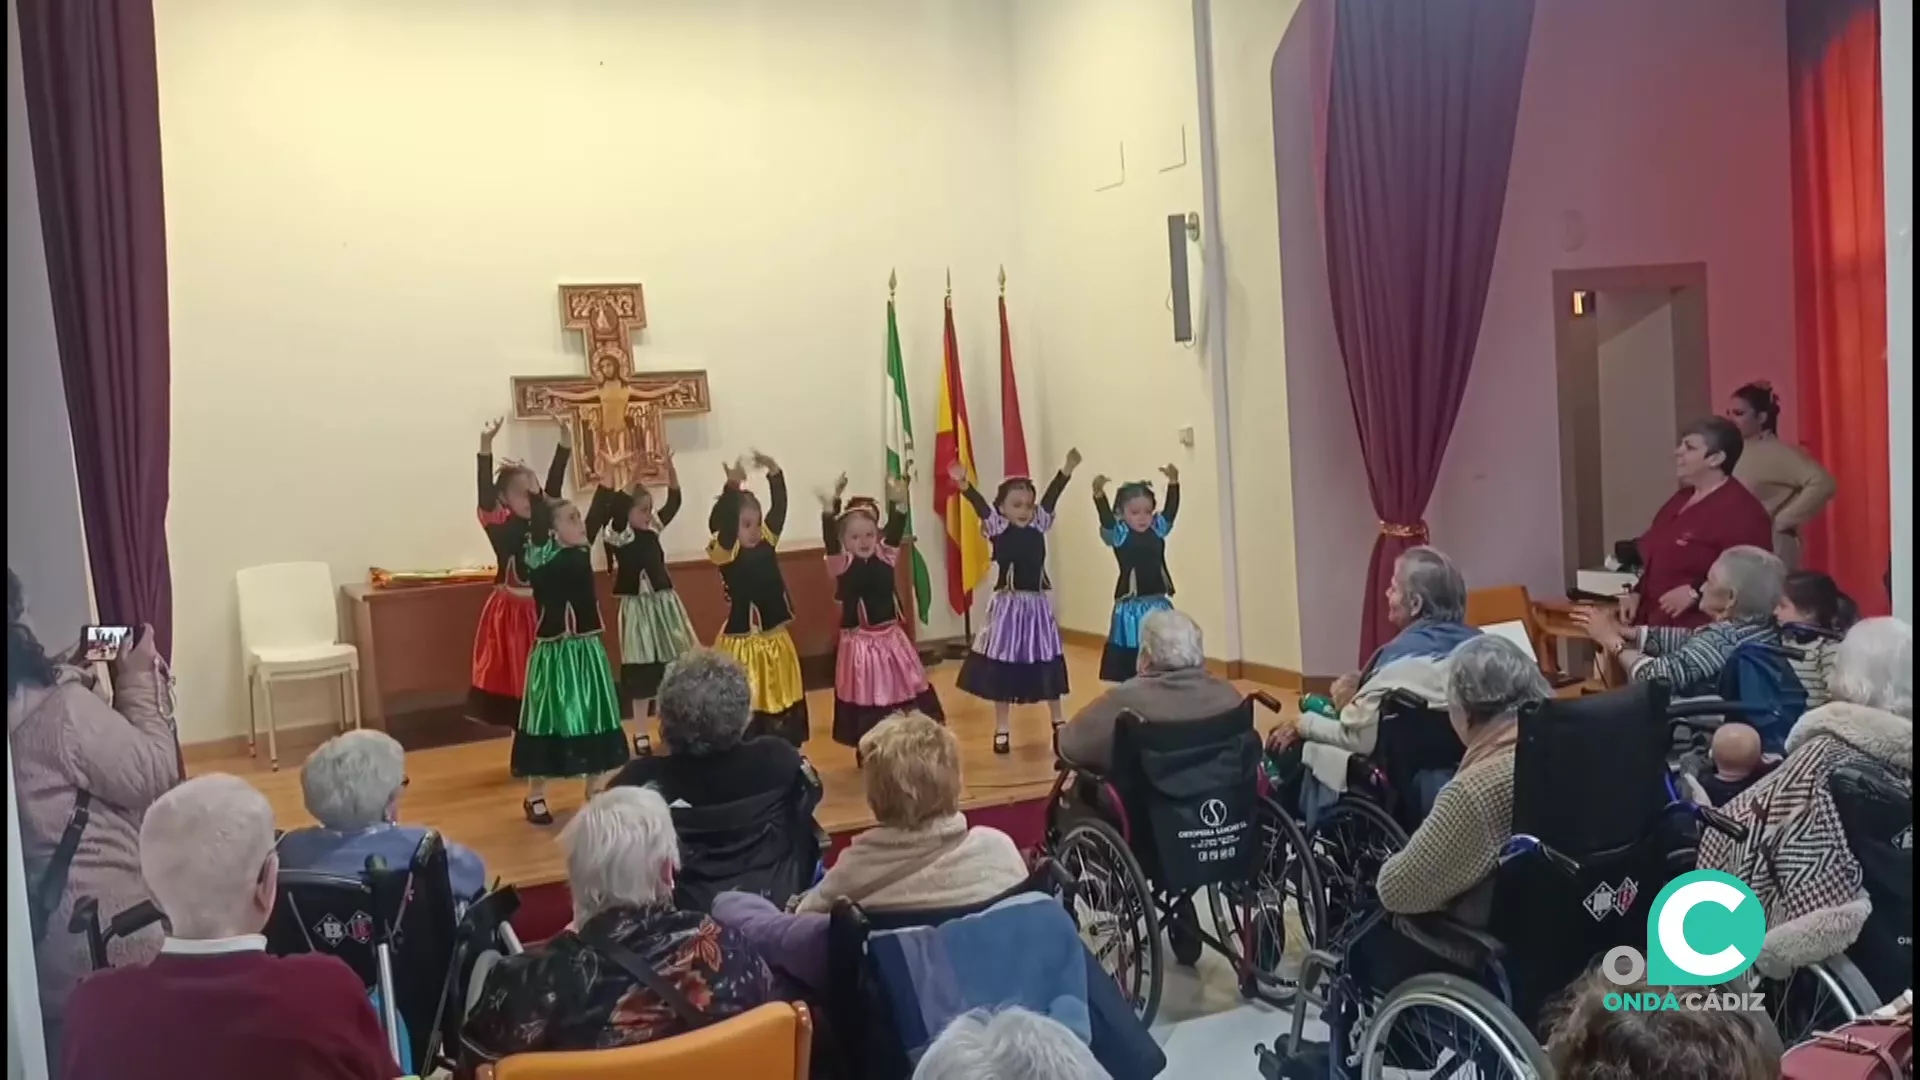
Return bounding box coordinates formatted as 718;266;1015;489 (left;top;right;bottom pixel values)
1534;597;1625;691
343;540;917;726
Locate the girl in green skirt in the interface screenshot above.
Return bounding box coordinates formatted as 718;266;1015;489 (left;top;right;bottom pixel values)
514;495;631;825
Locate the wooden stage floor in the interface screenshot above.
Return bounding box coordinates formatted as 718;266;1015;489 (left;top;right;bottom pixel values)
190;645;1296;888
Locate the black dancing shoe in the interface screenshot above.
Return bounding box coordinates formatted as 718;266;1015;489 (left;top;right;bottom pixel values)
633;731;653;757
523;796;553;826
993;732;1011;755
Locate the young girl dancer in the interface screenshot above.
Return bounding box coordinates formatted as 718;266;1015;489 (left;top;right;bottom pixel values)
953;448;1080;753
514;495;630;824
468;416;571;728
1092;464;1181;682
823;473;944;755
708;451;809;746
1776;569;1858;712
585;449;698;755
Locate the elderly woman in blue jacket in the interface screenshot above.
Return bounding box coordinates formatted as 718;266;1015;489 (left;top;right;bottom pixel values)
1267;547;1480;825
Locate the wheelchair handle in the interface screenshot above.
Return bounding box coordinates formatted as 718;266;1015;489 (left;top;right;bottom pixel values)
1248;691;1285;715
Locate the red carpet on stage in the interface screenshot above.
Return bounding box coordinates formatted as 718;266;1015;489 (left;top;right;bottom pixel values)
509;795;1051;943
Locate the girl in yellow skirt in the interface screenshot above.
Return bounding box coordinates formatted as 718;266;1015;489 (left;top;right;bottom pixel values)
707;450;808;745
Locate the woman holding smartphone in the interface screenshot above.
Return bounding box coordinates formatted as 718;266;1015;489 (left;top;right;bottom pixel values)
7;570;181;1049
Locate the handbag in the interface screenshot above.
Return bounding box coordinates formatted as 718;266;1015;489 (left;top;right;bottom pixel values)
1782;1015;1914;1080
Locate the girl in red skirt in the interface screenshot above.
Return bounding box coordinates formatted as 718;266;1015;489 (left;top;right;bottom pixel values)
467;416;572;727
823;473;943;755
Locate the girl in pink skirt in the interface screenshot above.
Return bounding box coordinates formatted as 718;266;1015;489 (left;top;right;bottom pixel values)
823;473;944;754
952;448;1081;754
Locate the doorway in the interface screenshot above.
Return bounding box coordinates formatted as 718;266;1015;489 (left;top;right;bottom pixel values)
1554;264;1711;581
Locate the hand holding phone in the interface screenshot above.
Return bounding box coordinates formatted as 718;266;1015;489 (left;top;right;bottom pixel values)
81;625;133;663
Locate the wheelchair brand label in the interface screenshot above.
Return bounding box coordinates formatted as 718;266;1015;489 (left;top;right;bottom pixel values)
1598;870;1767;1011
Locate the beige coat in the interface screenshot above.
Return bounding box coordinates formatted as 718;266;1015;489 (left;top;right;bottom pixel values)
796;812;1029;914
7;641;180;1030
1733;436;1836;567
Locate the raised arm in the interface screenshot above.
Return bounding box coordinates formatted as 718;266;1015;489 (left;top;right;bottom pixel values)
709;481;743;560
657;485;683;527
68;631;181;813
542;439;571;499
1091;475;1116;534
821;498;844;558
764;464;789;537
1039;470;1072;515
1161;481;1181;528
882;501;909;547
959;482;993;522
477;417;504;513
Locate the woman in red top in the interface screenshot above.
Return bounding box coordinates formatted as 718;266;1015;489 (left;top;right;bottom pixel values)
1629;417;1776;629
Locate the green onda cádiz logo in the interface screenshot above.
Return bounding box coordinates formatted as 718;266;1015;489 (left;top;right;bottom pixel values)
1601;870;1769;1012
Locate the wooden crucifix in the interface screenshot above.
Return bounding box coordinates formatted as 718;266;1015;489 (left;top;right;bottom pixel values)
511;284;711;490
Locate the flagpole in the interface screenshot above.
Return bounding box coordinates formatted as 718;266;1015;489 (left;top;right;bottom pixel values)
947;268;974;657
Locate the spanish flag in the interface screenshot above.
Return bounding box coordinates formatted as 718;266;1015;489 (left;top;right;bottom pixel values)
933;286;990;615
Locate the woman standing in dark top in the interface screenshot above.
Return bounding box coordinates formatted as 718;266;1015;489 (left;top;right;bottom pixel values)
1627;417;1774;630
1092;464;1181;682
707;451;808;746
823;473;944;752
514;495;630;824
469;416;572;727
585;448;698;755
952;448;1081;753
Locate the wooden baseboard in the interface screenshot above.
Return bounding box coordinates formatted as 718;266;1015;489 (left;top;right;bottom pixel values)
1058;627;1302;688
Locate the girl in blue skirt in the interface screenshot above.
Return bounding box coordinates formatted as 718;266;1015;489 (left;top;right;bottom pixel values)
514;495;631;824
952;448;1081;754
1092;464;1181;682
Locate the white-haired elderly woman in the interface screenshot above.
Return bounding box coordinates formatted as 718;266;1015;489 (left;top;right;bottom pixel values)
1580;545;1789;706
1059;608;1245;774
1268;546;1482;825
463;786;777;1057
914;1007;1112;1080
277;729;489;904
611;647;811;809
1700;616;1913;981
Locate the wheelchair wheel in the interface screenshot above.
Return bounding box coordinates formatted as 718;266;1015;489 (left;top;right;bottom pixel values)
1764;955;1878;1048
1204;795;1325;1001
1309;797;1408;949
1057;818;1163;1026
1358;973;1551;1080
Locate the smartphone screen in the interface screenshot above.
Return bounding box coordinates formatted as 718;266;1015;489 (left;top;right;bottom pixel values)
82;625;133;662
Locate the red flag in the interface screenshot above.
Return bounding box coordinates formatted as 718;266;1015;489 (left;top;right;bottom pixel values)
933;292;989;614
998;290;1031;478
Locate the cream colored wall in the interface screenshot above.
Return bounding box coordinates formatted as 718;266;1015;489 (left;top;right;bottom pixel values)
155;0;1020;741
1210;0;1306;673
1007;0;1227;653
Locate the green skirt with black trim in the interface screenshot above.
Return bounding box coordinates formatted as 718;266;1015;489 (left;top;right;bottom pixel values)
511;634;631;779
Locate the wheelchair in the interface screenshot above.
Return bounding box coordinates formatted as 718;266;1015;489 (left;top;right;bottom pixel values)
1041;692;1324;1026
1298;690;1466;948
1260;681;1750;1079
1754;754;1913;1047
824;861;1098;1080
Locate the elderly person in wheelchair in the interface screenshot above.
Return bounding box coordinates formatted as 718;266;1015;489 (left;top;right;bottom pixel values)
278;729;489;906
464;786;778;1058
1268;546;1481;826
62;775;397;1080
1699;616;1913;1006
1059;608;1245;774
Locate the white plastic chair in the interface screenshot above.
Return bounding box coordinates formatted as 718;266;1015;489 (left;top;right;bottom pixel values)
236;561;360;769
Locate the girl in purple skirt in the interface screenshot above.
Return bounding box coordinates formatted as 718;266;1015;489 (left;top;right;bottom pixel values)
951;448;1081;753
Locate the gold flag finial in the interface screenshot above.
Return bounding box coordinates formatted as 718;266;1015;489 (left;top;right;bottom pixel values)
998;264;1007;295
889;268;897;299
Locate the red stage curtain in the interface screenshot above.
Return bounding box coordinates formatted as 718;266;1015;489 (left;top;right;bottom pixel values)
15;0;175;654
1788;0;1889;613
1321;0;1535;662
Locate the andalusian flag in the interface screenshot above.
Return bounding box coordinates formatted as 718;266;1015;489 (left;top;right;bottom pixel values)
933;284;990;615
883;285;933;623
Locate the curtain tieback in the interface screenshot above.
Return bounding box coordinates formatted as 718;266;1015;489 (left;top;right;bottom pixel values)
1379;520;1430;541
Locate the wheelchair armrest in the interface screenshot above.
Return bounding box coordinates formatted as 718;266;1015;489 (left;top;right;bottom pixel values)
1697;804;1750;844
108;900;164;939
67;896;101;937
1389;913;1505;973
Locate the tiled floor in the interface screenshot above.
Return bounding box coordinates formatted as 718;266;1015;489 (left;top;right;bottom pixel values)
1147;905;1329;1078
